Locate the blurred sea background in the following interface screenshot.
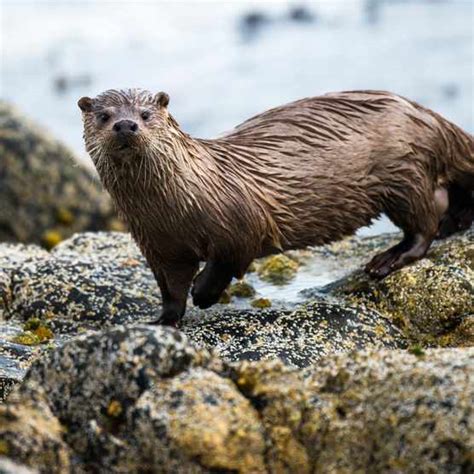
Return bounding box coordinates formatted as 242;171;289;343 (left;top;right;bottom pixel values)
1;0;473;241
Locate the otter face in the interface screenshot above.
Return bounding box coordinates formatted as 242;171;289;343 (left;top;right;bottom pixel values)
78;88;170;161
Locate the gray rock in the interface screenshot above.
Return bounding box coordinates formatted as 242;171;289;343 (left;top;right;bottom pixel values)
0;324;43;402
0;101;122;247
183;298;407;367
9;232;162;333
3;325;472;473
0;243;48;321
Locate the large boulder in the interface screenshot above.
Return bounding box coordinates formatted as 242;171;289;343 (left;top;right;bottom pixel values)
2;325;472;473
0;101;122;246
234;347;474;473
10;326;266;473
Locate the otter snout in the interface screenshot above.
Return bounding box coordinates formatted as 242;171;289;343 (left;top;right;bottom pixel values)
113;119;139;135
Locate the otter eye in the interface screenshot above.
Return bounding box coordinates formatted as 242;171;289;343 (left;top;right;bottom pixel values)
99;113;110;123
141;110;151;120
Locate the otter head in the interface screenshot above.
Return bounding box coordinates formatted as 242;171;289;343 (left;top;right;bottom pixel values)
78;88;171;168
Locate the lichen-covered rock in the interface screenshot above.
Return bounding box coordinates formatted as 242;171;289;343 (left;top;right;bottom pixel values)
183;298;407;367
0;101;123;246
326;228;474;346
0;323;44;402
11;325;266;472
124;368;266;473
8;232;161;333
233;347;474;473
256;254;299;284
0;243;48;321
3;325;472;473
0;389;70;473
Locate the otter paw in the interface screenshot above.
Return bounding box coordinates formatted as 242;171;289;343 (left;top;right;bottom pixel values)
191;286;222;310
154;309;180;327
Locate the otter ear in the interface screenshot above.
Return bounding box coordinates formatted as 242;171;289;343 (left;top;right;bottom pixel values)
78;97;94;112
154;92;169;109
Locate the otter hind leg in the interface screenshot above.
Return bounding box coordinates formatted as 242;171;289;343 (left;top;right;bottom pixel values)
191;260;236;309
366;185;445;279
437;185;473;239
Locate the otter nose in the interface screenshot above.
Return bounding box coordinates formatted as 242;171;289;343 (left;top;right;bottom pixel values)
113;119;139;134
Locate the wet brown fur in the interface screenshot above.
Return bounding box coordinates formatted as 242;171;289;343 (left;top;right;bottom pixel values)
79;89;474;325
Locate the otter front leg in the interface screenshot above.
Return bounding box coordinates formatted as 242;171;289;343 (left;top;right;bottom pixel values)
191;261;235;309
153;262;199;326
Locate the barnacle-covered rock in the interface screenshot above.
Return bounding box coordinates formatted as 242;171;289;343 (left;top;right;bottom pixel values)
0;101;122;246
327;228;474;345
0;323;45;402
183;298;407;367
233;347;474;473
10;325;266;473
0;243;48;321
2;326;472;473
8;232;161;333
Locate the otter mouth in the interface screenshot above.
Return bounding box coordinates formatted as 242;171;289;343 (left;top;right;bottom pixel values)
113;135;138;152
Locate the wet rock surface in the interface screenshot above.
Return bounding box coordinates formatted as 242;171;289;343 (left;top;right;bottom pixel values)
0;102;122;246
183;299;406;367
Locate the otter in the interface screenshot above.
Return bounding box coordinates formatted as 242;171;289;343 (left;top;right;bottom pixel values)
78;89;473;325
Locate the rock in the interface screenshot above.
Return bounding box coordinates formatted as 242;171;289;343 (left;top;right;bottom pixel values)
8;232;161;333
0;324;44;402
0;458;38;474
183;298;407;367
325;228;474;346
0;101;122;246
0;388;70;473
9;325;265;473
3;325;472;473
0;243;48;321
257;254;299;284
125;368;266;473
233;347;474;473
288;5;316;23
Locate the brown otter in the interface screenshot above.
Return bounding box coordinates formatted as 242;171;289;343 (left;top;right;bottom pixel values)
78;89;473;325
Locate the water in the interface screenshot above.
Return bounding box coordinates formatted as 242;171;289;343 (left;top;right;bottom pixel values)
1;0;473;301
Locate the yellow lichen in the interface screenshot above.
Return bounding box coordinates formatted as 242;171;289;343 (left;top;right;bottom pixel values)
228;281;256;298
0;439;9;455
257;254;299;284
42;230;63;249
56;208;74;225
34;326;54;342
12;331;41;346
107;400;123;418
251;298;272;309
